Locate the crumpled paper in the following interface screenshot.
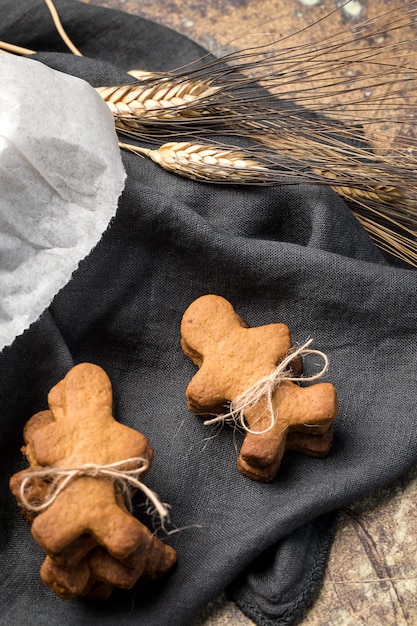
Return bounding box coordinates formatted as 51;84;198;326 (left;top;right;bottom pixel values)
0;54;126;351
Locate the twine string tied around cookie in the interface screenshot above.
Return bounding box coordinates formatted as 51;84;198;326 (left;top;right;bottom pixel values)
203;338;329;435
19;456;169;522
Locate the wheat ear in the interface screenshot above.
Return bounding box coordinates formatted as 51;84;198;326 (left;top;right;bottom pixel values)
119;141;270;183
96;79;220;120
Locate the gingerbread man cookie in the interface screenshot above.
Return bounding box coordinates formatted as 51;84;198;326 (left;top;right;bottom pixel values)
24;363;155;559
181;295;338;482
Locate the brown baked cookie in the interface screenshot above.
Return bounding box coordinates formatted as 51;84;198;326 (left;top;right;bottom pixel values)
181;295;338;482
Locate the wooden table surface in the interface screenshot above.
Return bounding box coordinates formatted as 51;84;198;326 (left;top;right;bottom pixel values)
79;2;417;624
80;0;416;149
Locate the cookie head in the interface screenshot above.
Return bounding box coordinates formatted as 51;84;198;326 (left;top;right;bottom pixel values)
181;294;292;412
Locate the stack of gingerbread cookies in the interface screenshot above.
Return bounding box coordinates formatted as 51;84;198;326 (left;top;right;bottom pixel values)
9;363;176;601
180;295;338;483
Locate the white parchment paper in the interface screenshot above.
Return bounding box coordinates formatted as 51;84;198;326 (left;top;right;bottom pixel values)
0;55;126;350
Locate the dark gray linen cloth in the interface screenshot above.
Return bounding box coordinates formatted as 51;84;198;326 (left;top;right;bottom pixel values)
1;1;416;624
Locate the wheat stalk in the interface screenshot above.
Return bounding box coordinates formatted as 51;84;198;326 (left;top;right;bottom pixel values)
44;0;82;55
355;212;417;266
119;139;409;198
0;0;80;56
0;41;35;55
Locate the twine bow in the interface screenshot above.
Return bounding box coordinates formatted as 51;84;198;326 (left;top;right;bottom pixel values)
203;338;329;434
19;456;169;522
